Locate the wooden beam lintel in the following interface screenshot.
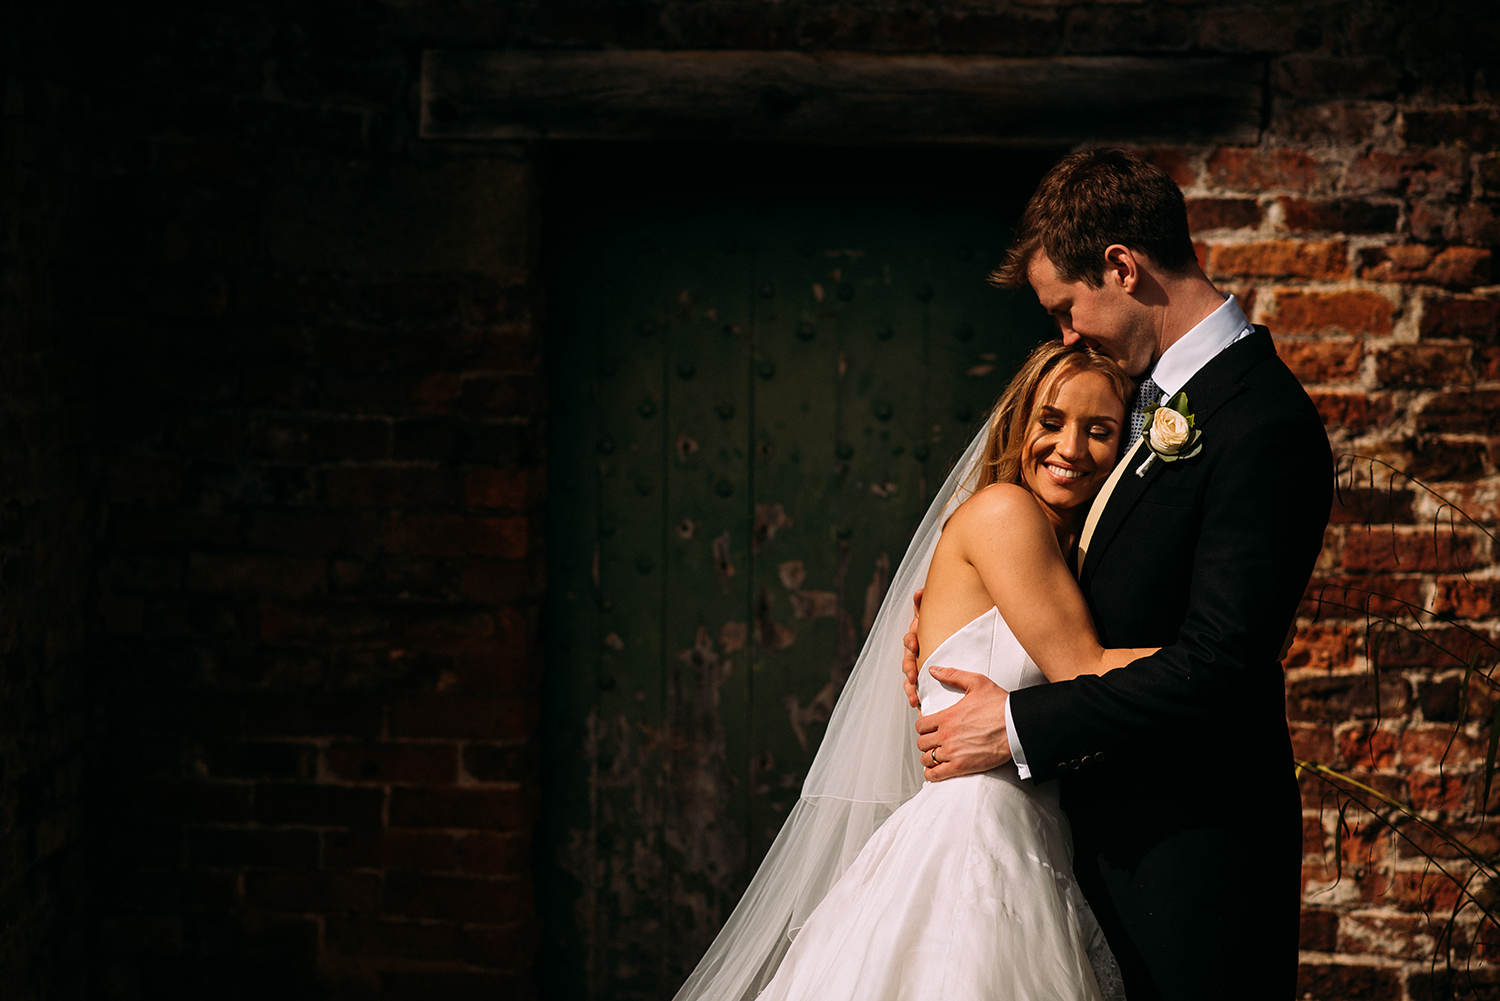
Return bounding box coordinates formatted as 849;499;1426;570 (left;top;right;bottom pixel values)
421;50;1266;146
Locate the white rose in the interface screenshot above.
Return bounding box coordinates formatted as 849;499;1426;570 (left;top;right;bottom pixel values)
1149;407;1191;453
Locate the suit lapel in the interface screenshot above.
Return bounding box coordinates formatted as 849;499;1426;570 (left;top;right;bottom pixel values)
1079;327;1275;588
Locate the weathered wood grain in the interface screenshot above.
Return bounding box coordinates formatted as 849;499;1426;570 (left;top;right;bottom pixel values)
421;50;1264;144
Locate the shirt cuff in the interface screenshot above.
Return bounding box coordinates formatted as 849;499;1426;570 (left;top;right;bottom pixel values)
1005;694;1031;780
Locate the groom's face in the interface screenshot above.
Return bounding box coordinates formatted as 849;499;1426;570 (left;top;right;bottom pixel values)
1027;253;1155;378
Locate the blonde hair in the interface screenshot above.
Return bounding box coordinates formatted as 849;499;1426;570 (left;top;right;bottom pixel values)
977;340;1133;489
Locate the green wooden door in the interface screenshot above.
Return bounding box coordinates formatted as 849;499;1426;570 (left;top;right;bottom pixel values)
542;147;1053;1001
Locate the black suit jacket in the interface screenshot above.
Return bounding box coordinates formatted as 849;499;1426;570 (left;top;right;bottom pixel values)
1007;327;1332;1000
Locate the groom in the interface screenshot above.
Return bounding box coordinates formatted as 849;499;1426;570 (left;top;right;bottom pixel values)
902;149;1331;1001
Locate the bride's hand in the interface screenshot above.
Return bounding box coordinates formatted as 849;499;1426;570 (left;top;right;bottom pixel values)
915;668;1013;781
901;589;924;708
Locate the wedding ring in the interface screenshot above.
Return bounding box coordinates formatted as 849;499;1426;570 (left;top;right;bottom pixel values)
929;748;939;767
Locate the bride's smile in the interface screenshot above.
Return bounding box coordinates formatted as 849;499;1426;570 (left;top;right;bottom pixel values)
1019;370;1125;527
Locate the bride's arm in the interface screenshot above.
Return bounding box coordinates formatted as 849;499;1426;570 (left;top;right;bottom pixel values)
947;483;1156;682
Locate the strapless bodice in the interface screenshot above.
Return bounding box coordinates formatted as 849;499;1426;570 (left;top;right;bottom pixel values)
916;605;1047;716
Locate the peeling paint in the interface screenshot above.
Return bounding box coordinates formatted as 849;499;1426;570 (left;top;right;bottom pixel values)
784;542;859;749
753;503;793;552
718;621;747;653
711;531;735;588
755;587;797;651
870;481;898;498
676;430;699;461
966;363;996;377
789;590;838;619
677;518;697;540
604;632;625;651
777;559;806;590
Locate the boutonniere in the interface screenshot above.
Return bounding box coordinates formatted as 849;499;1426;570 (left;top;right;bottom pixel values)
1134;391;1203;477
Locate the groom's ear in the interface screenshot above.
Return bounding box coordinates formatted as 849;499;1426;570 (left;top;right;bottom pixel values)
1103;244;1140;294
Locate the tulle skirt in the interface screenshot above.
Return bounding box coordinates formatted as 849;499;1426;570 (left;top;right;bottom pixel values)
757;769;1124;1001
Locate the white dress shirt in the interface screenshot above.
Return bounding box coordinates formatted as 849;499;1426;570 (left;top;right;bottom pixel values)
1006;295;1254;779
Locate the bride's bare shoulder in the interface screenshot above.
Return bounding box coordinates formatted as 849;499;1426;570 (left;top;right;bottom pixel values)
945;482;1050;541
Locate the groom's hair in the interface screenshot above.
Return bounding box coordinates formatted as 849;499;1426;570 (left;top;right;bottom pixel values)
991;148;1197;290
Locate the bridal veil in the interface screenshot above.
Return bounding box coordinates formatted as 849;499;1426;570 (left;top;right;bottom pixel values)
671;428;990;1001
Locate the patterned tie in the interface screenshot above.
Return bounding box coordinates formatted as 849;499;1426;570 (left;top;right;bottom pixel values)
1128;374;1163;443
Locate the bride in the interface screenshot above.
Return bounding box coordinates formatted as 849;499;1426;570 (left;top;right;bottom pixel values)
673;339;1154;1001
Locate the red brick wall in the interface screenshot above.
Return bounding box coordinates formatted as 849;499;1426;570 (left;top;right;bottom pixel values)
5;0;1496;998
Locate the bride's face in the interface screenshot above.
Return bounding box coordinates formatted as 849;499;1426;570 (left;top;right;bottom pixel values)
1020;368;1125;521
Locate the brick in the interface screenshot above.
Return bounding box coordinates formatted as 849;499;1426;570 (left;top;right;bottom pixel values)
325;743;458;784
933;10;1061;54
1277;197;1399;235
188;829;320;868
107;455;184;504
98;913;185;955
1307;391;1386;435
1271;55;1400;101
241;694;383;738
1207;147;1323;194
1289;722;1336;762
1062;6;1193;53
1404;437;1489;481
174;414;248;455
198;742;317;780
1410;769;1470;812
111;868;243;913
1396;819;1500;861
1269;289;1394;335
1417;390;1500;435
1199;7;1311;54
1284;623;1361;671
1276;102;1392;148
1334;723;1400;769
325;830;460;871
1342;526;1485;573
1401;722;1483;767
458;557;546;604
1278;339;1364;384
187;554;328;597
254;784;385;828
250;419;391;462
1454;202;1500;245
1185;197;1261;233
1207;240;1348;279
1286;674;1412;720
130;780;253;825
379;969;532;1001
1362;245;1493;288
1328;488;1415;526
1373;343;1473;388
390;694;539;741
1141;148;1198;188
1419;291;1500;341
461;922;540;969
385;513;528;558
245;872;382;913
246;511;380;555
159;140;251;180
1408;198;1456;242
112;510;241;548
1299;907;1338;950
325;466;461;508
463;743;531;784
392;418;542;465
459;832;530;875
1432;578;1500;619
242;913;321;958
256;599;389;644
381;872;533;923
325;917;458;960
389;787;533;830
464;469;544;510
1403;106;1500;151
1345;148;1466;197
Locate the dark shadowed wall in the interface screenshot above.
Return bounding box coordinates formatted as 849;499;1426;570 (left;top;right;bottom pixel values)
2;1;1500;1000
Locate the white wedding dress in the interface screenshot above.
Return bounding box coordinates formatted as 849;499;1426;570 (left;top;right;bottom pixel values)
671;431;1124;1001
756;606;1126;1001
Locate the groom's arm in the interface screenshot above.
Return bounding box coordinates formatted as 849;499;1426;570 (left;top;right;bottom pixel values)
1007;404;1332;784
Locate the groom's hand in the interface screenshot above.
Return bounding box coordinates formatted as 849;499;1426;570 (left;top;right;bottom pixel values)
901;589;923;709
915;668;1013;781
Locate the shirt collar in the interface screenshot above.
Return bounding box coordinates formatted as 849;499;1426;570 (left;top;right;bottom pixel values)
1149;294;1254;397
